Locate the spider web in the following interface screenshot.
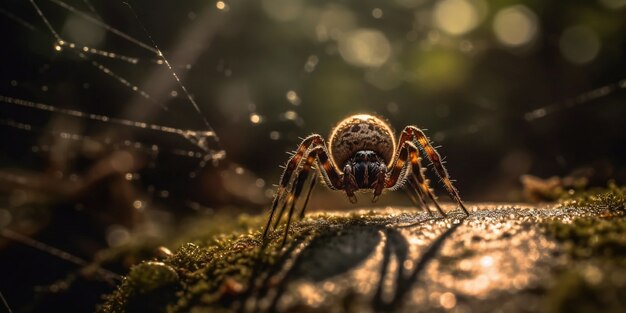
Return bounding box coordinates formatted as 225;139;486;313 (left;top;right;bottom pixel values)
2;0;228;178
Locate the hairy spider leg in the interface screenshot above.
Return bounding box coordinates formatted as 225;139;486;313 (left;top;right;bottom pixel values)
406;142;446;216
405;178;432;216
315;145;344;190
272;146;342;229
281;159;311;245
297;144;343;220
398;126;469;216
280;146;326;246
271;195;290;230
299;174;317;220
262;135;324;240
342;163;358;203
372;162;387;202
385;145;410;189
384;143;432;216
263;137;343;241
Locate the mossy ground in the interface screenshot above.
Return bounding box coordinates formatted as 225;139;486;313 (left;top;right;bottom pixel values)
98;185;626;313
543;183;626;313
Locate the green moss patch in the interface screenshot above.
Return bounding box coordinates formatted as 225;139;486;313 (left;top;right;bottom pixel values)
542;184;626;313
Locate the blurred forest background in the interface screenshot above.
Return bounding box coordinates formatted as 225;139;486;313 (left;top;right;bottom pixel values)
0;0;625;311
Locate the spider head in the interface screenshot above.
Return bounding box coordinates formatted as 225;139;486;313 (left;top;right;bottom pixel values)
346;150;385;189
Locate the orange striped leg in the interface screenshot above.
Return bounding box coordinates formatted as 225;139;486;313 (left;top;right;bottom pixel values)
397;127;469;216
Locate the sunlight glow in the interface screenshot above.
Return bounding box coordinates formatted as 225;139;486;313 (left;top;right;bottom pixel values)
338;29;391;68
493;5;538;47
433;0;479;36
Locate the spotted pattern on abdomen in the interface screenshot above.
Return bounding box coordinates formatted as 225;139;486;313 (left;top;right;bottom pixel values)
328;114;396;168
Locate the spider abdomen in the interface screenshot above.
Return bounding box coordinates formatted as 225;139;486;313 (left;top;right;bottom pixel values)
328;114;396;168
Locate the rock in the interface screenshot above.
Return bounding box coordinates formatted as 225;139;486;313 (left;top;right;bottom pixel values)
99;190;626;313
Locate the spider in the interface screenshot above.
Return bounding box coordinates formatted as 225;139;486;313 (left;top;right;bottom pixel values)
262;114;469;243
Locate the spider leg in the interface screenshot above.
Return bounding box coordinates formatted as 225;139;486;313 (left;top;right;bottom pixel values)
271;197;290;230
297;148;343;216
316;148;344;191
342;163;358;203
385;145;409;189
262;135;324;240
406;142;446;216
280;146;326;246
298;174;317;220
398;126;469;216
263;138;343;242
405;178;432;216
372;162;387;202
386;142;438;216
296;147;343;220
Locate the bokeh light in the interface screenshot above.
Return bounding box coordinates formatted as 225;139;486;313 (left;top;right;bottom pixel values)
559;25;601;65
493;5;539;47
433;0;480;36
338;29;392;68
61;15;106;47
316;5;356;42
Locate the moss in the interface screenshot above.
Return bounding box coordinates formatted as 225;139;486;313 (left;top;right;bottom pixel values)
543;184;626;313
97;210;409;313
99;262;180;313
546;217;626;259
557;182;626;213
545;183;626;259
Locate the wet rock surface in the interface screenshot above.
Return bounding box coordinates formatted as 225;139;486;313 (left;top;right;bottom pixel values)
100;202;626;313
255;204;594;313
